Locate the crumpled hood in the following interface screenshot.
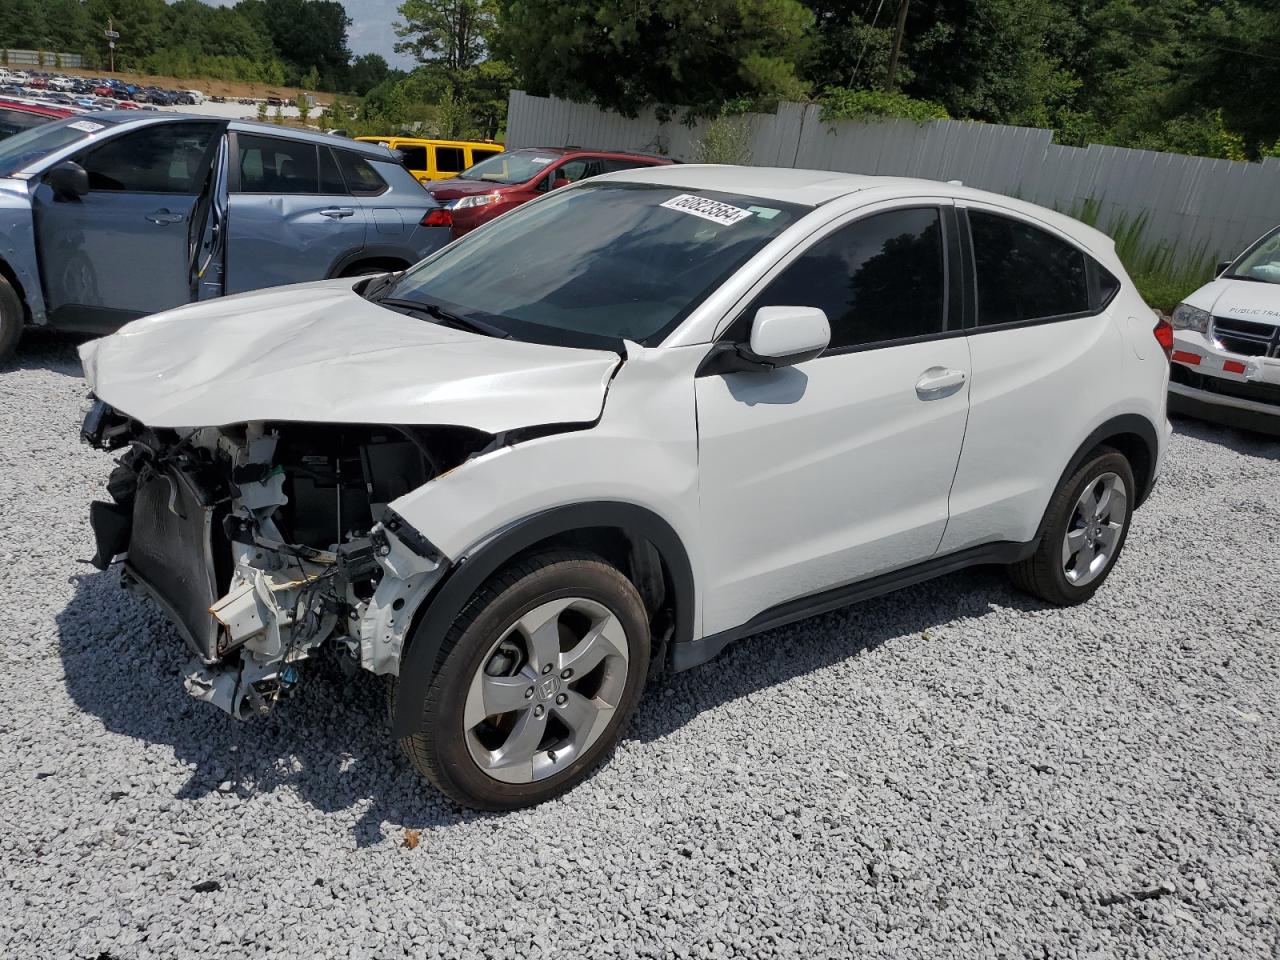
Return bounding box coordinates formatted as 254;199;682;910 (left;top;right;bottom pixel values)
1187;277;1280;326
79;278;622;431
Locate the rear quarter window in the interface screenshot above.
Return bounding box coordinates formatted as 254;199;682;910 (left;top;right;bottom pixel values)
969;211;1090;326
337;150;388;196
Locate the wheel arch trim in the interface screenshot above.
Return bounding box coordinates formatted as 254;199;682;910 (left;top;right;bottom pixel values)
1043;413;1160;538
389;500;695;738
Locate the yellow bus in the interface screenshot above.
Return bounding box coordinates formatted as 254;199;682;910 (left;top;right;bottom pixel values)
355;137;505;183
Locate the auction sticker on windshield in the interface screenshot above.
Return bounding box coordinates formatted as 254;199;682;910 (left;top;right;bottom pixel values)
660;194;753;226
67;120;105;133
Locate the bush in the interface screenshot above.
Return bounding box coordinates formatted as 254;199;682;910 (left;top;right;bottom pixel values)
818;87;950;125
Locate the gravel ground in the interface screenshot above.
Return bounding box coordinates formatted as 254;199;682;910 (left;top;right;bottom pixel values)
2;332;1279;960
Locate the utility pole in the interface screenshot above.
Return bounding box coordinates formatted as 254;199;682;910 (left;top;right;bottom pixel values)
885;0;909;92
104;18;120;73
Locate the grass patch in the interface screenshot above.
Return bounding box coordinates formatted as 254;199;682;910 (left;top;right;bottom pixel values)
1071;198;1215;312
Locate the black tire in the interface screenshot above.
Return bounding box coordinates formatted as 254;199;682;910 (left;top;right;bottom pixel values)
1009;447;1136;606
0;275;23;365
392;550;651;810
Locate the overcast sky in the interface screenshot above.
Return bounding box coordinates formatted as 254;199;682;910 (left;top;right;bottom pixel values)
202;0;415;68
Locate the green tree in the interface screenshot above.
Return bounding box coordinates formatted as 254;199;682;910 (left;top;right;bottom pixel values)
348;52;389;95
496;0;813;116
394;0;496;74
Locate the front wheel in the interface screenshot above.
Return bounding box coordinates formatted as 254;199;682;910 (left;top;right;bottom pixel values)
394;550;651;809
1009;447;1135;605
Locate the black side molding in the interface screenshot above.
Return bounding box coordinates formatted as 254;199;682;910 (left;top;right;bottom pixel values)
670;539;1037;673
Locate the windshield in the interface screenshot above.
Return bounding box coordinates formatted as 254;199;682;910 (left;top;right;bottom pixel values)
1227;225;1280;284
457;149;560;184
0;115;119;177
376;182;806;348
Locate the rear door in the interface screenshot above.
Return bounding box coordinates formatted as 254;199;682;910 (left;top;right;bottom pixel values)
938;204;1126;552
33;119;223;328
226;132;367;294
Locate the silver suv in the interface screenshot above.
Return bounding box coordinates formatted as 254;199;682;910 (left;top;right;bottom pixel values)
0;113;451;362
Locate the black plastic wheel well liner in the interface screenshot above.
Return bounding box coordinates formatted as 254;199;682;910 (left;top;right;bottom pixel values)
389;501;694;738
1043;414;1160;535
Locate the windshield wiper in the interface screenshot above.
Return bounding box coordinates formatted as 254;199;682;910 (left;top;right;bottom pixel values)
1224;273;1275;284
376;297;513;339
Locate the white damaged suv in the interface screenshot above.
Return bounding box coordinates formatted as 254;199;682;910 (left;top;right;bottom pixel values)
1168;223;1280;435
81;166;1170;809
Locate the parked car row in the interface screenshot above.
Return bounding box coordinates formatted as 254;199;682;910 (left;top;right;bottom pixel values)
0;69;203;106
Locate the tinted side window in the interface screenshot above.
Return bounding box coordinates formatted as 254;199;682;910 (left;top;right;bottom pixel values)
970;211;1089;325
399;144;427;170
336;151;387;196
80;122;218;193
318;146;346;194
745;208;947;350
434;146;465;173
237;134;318;194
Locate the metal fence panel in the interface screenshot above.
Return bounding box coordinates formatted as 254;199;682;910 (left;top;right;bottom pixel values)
506;91;1280;261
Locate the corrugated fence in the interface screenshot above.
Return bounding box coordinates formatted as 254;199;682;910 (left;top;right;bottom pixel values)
506;91;1280;262
1;50;85;69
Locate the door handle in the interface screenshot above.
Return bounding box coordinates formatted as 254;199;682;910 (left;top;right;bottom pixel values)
145;209;185;225
320;207;355;219
915;367;967;400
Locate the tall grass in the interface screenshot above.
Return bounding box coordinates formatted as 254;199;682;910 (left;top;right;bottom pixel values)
1070;198;1216;312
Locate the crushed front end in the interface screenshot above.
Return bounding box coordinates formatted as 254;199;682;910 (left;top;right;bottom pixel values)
81;401;488;718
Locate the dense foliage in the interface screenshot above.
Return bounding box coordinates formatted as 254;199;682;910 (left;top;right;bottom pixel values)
495;0;1279;159
0;0;1275;159
0;0;349;88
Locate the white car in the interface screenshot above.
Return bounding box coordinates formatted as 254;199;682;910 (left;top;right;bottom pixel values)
80;166;1170;809
1168;224;1280;435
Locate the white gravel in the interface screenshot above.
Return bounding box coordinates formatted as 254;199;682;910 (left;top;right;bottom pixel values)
3;332;1280;959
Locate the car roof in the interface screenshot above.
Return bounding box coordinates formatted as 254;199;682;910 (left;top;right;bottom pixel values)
0;98;75;117
356;136;503;149
592;163;1116;248
228;119;392;157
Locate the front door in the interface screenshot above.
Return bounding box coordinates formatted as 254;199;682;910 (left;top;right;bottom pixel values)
226;133;368;294
33;120;223;329
695;204;972;636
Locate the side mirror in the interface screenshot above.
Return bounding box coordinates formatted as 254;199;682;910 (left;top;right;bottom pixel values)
1216;260;1232;277
699;306;831;375
551;176;571;190
47;160;89;201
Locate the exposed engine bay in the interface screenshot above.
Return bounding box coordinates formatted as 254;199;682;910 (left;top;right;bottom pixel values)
82;400;493;718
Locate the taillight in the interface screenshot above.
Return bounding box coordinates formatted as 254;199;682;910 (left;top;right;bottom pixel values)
421;209;452;227
1153;316;1173;361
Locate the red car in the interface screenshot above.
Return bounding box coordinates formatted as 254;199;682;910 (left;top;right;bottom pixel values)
424;147;673;238
0;99;75;141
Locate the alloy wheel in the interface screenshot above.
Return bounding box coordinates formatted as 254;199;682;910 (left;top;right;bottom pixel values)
463;597;631;784
1061;472;1128;587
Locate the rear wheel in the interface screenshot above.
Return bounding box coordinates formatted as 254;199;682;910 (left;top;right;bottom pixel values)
1009;448;1135;605
394;550;651;809
0;275;23;365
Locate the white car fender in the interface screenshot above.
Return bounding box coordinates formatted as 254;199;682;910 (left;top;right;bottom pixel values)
385;342;708;637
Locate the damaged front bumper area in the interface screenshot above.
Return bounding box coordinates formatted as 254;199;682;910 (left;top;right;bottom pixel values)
82;400;478;718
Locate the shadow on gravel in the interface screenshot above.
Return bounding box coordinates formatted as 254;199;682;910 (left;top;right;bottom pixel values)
1169;414;1280;460
1;328;90;378
55;569;484;846
628;563;1046;747
56;561;1041;841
